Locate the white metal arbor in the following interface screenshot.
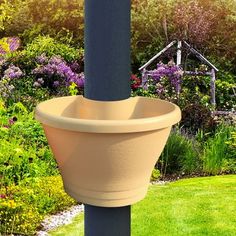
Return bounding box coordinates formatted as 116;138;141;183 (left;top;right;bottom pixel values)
139;40;219;107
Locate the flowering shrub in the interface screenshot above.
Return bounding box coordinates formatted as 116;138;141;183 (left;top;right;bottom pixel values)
22;35;83;63
130;74;141;90
141;61;183;102
0;51;84;107
0;176;76;235
0;37;20;55
32;54;84;94
0;101;57;186
3;64;23;79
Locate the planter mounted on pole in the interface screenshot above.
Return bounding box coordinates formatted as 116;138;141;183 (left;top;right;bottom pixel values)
35;0;181;235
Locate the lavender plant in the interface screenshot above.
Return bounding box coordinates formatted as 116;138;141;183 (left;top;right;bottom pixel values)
32;54;84;95
142;61;183;102
0;64;23;100
0;37;20;55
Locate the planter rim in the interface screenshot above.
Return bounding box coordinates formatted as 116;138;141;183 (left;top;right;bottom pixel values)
35;96;181;133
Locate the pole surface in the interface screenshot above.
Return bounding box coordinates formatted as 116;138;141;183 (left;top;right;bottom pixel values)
84;0;131;235
84;0;131;101
85;205;131;236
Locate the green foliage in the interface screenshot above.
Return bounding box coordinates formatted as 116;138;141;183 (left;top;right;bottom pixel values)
68;82;79;96
21;35;83;63
0;37;9;53
0;176;77;235
0;0;84;45
131;0;236;70
158;129;201;176
216;80;236;111
203;125;236;175
1;36;84;109
0;101;57;187
150;168;160;182
181;104;216;134
0;75;51;110
158;124;236;176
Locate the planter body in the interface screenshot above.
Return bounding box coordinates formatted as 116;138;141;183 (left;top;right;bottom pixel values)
35;96;181;207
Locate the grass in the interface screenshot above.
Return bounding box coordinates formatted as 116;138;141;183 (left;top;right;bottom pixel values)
49;175;236;236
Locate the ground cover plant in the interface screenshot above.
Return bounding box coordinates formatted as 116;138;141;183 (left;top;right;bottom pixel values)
0;176;76;235
49;175;236;236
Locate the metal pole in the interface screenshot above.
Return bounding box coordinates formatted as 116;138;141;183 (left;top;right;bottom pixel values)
210;69;216;108
84;0;131;235
85;205;131;236
176;40;182;66
84;0;131;101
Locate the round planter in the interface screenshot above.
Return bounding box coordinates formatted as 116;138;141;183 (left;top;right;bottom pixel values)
35;96;181;207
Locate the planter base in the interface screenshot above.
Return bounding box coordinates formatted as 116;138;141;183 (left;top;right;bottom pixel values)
65;186;147;207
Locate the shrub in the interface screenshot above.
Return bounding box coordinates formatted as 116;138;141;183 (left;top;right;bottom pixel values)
203;125;236;175
181;104;216;134
158;129;201;176
216;80;236;111
0;101;58;186
151;168;161;182
0;0;84;45
31;54;84;96
0;176;77;235
19;35;83;64
141;61;183;103
0;36;84;108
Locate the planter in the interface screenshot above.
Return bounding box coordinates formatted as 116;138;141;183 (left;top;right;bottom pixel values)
35;95;181;207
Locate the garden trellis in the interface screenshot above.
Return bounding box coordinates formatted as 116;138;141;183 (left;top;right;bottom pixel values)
139;40;219;107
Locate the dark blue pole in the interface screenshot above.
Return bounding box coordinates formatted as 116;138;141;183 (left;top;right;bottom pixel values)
84;0;131;235
85;205;131;236
84;0;131;101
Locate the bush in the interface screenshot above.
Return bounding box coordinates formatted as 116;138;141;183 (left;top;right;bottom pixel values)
0;101;58;186
203;125;236;175
216;80;236;111
21;35;83;63
0;0;84;46
1;36;84;108
131;0;236;70
151;168;161;182
158;129;201;176
0;176;77;235
181;104;216;134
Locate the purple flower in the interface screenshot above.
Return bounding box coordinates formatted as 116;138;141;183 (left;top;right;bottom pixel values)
69;61;80;72
8;117;17;125
3;65;23;79
49;56;64;65
37;78;44;85
53;81;60;87
141;61;183;95
9;119;14;125
69;73;85;88
36;53;48;64
0;46;6;55
33;81;41;87
7;37;20;51
32;55;84;90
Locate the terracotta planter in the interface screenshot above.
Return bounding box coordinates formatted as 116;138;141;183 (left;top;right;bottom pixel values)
35;96;181;207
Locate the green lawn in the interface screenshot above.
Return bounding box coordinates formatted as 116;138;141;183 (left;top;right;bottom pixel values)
49;175;236;236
